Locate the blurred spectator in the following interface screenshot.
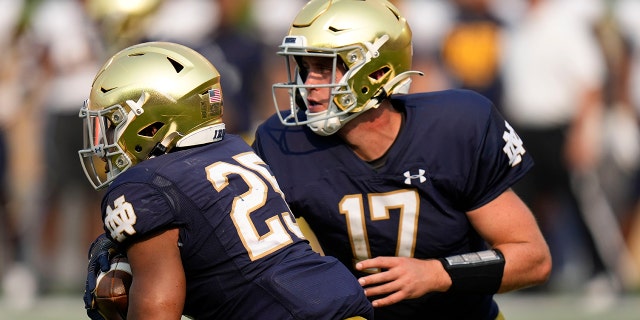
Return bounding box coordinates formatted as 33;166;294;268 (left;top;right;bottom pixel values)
612;0;640;283
1;0;45;308
84;0;164;55
500;0;610;292
143;0;213;47
396;0;454;93
249;0;308;129
439;0;506;111
27;0;106;292
193;0;269;140
0;0;169;297
0;0;24;276
615;0;640;117
250;0;307;47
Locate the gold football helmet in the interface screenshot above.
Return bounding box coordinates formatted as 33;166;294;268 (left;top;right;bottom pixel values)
78;41;225;190
272;0;422;135
85;0;163;53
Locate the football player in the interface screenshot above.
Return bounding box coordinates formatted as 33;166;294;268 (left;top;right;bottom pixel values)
252;0;552;319
80;41;373;320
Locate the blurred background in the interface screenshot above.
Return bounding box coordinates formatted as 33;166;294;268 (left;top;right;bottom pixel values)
0;0;638;319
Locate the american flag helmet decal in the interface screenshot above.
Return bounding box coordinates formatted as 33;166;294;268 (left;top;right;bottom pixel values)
209;88;221;103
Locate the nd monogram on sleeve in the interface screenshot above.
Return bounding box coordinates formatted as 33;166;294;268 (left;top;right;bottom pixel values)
104;195;137;242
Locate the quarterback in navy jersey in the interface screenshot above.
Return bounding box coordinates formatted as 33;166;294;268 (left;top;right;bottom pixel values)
255;90;530;318
253;1;551;319
79;42;373;320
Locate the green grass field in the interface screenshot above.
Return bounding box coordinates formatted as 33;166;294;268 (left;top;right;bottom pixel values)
1;292;638;320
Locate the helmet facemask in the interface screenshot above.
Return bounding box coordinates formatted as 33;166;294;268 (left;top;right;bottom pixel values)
78;101;133;190
273;35;396;136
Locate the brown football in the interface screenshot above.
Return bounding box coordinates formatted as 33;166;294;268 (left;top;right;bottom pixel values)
94;256;132;320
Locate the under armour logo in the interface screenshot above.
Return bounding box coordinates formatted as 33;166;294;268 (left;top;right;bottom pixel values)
404;169;426;185
502;121;526;167
91;145;105;158
105;195;137;242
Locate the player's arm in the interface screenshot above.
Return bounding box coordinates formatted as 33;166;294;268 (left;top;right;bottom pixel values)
466;188;552;293
126;228;185;320
355;189;551;307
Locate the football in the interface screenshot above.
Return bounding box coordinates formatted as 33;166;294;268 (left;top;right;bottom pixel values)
94;255;132;320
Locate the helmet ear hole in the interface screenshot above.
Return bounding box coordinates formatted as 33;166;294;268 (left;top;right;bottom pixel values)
369;66;390;81
138;122;165;137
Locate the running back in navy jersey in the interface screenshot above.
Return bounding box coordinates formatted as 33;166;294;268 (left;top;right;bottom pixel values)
102;134;373;320
253;89;533;319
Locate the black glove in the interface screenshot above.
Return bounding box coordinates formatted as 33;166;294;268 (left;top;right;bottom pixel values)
84;233;120;320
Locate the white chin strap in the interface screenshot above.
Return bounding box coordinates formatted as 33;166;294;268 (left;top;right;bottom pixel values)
306;110;343;136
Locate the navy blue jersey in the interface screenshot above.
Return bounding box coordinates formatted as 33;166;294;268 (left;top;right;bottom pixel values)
253;89;533;319
101;134;373;320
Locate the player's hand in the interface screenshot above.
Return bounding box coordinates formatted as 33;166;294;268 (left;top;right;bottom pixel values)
355;256;450;308
84;233;119;320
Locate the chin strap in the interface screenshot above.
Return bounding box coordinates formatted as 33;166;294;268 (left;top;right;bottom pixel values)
148;132;181;158
380;70;424;97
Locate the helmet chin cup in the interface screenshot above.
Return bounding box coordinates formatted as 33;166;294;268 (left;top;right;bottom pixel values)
306;110;342;136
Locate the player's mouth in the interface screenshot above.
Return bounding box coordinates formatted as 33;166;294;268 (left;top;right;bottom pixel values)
307;99;327;113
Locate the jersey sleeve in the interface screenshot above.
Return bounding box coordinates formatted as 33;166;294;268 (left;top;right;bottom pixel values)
102;182;181;247
464;105;533;210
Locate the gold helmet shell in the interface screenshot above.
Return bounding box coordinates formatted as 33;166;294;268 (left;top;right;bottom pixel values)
272;0;421;135
78;41;225;189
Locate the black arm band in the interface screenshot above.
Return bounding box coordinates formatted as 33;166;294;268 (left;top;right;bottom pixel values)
439;249;505;294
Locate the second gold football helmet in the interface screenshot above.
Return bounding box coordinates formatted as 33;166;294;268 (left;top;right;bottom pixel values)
86;0;163;53
272;0;422;135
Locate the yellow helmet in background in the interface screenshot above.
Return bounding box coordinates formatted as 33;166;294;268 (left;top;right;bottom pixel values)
78;42;225;190
272;0;422;136
85;0;163;53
